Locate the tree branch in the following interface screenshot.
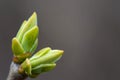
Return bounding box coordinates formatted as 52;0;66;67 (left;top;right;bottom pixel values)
7;62;27;80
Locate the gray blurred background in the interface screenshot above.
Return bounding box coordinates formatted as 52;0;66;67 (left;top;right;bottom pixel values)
0;0;120;80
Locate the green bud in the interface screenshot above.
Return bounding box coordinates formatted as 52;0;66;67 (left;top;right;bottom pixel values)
13;12;64;77
12;12;39;63
19;48;64;77
17;12;37;42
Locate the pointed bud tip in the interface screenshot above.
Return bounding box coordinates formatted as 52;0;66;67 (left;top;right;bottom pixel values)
24;20;27;22
58;50;64;54
54;50;64;55
32;12;37;17
53;63;56;66
12;37;18;44
12;37;16;40
34;25;39;29
12;38;15;42
45;47;51;50
28;12;37;22
59;50;64;54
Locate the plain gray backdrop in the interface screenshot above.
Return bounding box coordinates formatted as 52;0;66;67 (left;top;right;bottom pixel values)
0;0;120;80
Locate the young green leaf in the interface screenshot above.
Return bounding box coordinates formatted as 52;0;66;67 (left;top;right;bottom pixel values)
21;26;39;52
32;63;56;74
30;47;51;61
17;12;37;42
30;50;63;68
16;20;27;39
12;37;24;56
20;58;32;75
30;38;38;53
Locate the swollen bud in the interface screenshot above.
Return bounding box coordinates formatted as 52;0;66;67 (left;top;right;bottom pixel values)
19;47;64;77
12;12;38;63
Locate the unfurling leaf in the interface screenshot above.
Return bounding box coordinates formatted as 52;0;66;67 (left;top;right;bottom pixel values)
30;47;51;60
12;37;24;56
32;63;56;74
30;38;38;53
21;26;39;52
16;12;37;42
30;50;63;68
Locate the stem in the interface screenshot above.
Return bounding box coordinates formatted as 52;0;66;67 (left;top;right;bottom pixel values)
7;62;27;80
